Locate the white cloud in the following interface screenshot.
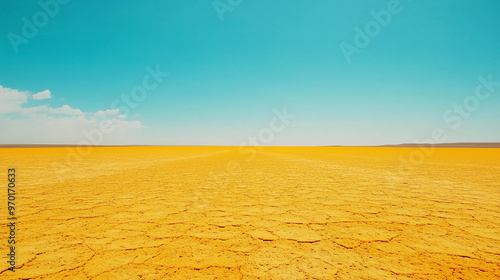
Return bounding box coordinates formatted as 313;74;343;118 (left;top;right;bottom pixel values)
20;104;83;115
21;105;50;114
33;89;51;100
94;109;119;119
0;85;29;114
0;84;143;144
0;114;142;145
50;105;84;115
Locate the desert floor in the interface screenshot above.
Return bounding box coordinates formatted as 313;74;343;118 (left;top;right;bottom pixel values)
0;146;499;279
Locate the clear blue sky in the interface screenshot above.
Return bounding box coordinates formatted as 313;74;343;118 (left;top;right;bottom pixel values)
1;0;499;145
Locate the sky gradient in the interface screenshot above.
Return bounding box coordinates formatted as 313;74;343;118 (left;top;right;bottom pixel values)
1;0;499;146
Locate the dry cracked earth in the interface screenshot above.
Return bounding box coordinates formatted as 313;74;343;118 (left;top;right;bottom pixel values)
0;146;499;279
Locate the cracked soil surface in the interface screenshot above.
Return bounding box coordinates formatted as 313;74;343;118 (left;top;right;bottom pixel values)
1;146;499;279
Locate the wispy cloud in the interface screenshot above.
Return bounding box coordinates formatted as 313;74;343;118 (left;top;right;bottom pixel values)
33;89;51;100
0;85;29;114
93;109;119;119
0;84;142;144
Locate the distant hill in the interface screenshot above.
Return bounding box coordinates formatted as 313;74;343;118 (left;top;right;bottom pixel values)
378;142;500;148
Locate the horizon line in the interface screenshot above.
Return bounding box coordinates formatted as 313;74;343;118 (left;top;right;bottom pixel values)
1;142;500;148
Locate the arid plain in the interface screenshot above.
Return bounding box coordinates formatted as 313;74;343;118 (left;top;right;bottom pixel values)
1;146;499;279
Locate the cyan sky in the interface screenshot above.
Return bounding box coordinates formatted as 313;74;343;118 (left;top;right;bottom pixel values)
1;0;499;145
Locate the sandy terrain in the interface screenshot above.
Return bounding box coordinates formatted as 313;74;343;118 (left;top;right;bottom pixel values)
0;146;499;279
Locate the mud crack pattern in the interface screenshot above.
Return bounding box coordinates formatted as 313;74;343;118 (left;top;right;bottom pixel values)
0;147;499;279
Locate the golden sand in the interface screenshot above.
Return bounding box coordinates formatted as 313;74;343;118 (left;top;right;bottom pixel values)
0;146;499;279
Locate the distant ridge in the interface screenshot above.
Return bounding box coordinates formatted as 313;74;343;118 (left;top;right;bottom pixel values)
378;142;500;148
1;143;499;148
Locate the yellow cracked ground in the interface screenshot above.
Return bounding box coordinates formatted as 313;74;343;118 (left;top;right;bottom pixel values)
1;146;499;279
